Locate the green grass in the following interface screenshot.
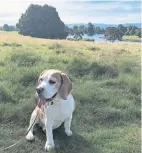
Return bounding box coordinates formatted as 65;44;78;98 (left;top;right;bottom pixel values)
0;31;141;153
122;35;141;42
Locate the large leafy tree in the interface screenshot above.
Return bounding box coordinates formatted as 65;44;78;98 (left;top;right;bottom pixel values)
73;31;83;39
72;26;83;39
87;22;94;36
2;24;17;31
3;24;9;31
118;24;127;35
135;29;141;38
129;26;137;35
9;26;17;31
72;26;79;33
104;27;123;42
16;4;68;39
78;25;85;34
125;26;133;35
94;27;105;34
94;27;101;34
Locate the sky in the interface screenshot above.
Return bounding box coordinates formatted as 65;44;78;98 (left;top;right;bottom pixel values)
0;0;141;26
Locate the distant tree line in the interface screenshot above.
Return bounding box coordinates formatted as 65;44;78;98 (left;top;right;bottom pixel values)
118;24;141;37
1;4;141;42
66;23;141;42
66;23;141;38
0;24;18;31
66;22;106;39
104;25;141;42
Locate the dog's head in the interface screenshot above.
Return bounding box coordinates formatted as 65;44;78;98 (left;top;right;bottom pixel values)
36;69;72;104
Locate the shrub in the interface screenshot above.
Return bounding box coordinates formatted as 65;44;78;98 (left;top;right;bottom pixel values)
91;62;119;78
68;59;118;78
1;42;22;47
10;52;41;67
48;42;62;50
68;58;91;76
0;85;15;103
19;69;39;87
87;47;100;51
82;38;95;42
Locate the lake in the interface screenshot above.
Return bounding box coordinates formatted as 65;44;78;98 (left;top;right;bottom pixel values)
67;34;141;44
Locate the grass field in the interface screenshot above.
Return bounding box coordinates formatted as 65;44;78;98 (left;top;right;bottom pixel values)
0;31;141;153
122;35;141;42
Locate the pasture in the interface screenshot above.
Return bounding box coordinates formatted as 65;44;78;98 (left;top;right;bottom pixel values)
122;35;141;42
0;31;141;153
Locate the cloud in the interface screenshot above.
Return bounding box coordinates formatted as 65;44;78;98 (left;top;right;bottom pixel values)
59;1;141;24
62;12;141;24
0;0;141;26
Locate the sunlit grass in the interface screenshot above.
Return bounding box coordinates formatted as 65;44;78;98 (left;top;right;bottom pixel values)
0;31;141;153
123;35;141;41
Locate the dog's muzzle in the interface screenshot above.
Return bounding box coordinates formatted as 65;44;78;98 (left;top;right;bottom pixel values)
36;87;44;95
37;92;57;108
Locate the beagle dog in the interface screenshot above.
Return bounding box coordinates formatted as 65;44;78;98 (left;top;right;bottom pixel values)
26;69;75;151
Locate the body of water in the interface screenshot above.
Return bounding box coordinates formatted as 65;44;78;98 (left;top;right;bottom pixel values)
67;34;141;44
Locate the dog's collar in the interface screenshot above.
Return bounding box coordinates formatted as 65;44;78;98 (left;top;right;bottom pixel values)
45;92;58;102
46;92;58;105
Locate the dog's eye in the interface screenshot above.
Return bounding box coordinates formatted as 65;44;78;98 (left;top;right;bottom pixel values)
39;78;43;81
49;80;56;84
39;78;43;82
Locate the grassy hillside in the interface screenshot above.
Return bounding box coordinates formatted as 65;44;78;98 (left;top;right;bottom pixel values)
0;31;141;153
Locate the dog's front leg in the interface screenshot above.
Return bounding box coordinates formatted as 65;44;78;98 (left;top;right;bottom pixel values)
44;118;54;151
64;115;73;136
26;108;39;141
44;108;55;151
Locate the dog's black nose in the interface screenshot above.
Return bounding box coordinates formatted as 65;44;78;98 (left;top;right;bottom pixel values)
36;87;44;94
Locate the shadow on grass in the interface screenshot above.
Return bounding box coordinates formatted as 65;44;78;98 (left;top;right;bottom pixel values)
34;124;101;153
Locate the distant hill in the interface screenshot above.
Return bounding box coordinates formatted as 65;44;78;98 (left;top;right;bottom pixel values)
66;23;141;28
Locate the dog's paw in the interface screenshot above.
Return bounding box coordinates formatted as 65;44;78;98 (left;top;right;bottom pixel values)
44;141;55;151
26;131;35;141
65;130;73;136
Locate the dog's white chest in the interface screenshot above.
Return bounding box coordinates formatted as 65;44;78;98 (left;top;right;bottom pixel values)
42;95;74;130
52;106;69;129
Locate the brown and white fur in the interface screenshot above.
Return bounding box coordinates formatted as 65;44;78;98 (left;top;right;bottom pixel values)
26;69;75;151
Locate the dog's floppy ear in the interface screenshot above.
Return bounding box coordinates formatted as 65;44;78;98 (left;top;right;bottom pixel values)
59;72;72;100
